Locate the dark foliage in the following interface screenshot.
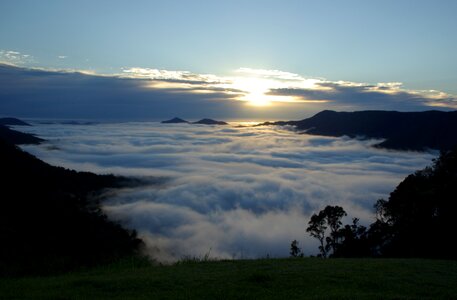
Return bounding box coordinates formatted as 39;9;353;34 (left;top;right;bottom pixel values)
332;218;371;258
289;240;303;257
0;139;143;275
307;148;457;259
306;205;347;257
264;110;457;151
371;148;457;259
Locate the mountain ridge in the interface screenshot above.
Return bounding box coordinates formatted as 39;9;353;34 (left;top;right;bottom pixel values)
0;125;44;145
161;117;189;124
0;117;31;126
192;118;228;125
0;119;142;275
262;110;457;151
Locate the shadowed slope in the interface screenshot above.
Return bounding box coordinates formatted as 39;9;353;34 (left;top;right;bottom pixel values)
0;134;143;275
265;110;457;151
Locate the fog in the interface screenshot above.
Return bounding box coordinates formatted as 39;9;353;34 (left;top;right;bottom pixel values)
19;122;435;261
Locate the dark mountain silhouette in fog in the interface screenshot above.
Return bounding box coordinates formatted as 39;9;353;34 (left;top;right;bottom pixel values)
264;110;457;151
193;118;228;125
0;117;31;126
0;125;44;145
161;117;189;124
0;128;142;275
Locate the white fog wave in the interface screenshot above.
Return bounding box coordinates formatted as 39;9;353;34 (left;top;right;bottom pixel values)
18;122;435;261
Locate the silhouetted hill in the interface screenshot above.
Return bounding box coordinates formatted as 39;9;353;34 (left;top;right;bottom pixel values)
0;117;31;126
264;110;457;151
0;138;143;275
161;117;189;124
60;120;97;125
0;125;44;145
372;147;457;259
193;118;228;125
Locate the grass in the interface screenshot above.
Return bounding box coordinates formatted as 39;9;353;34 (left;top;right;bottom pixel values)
1;257;457;299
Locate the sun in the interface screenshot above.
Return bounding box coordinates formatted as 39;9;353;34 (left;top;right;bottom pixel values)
244;91;272;106
225;71;310;107
242;85;273;106
232;77;274;106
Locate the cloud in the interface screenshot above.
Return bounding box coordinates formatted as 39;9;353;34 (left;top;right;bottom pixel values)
235;67;308;81
122;67;225;85
268;80;457;111
18;122;436;261
0;64;243;120
0;50;34;65
1;63;456;121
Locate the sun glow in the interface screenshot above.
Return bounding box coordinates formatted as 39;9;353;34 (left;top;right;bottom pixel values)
230;76;310;106
228;77;271;106
128;66;328;107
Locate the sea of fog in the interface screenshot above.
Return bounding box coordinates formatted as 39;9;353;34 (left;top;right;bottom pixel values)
17;122;435;261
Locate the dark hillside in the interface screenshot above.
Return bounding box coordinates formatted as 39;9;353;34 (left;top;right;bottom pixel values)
0;137;143;276
371;147;457;258
193;118;228;125
0;125;44;144
265;110;457;151
0;117;31;126
161;117;189;123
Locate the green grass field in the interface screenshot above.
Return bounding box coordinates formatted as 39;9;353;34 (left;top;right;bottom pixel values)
1;258;456;299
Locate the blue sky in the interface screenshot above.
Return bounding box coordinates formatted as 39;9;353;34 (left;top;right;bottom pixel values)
1;0;457;120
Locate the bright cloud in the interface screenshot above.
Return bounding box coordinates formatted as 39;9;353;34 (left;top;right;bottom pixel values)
235;67;307;81
119;65;457;109
18;122;436;261
0;50;33;65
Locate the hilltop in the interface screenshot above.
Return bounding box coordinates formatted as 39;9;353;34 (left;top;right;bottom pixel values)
0;125;44;145
263;110;457;151
0;117;31;126
161;117;189;124
193;118;228;125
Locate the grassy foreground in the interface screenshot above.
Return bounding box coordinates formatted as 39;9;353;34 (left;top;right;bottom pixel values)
1;257;457;299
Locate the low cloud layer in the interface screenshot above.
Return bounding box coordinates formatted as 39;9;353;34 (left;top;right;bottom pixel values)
19;122;435;261
1;61;456;121
269;81;456;111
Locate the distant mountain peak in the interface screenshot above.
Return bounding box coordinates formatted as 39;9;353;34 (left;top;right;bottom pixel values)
161;117;189;124
0;117;31;126
192;118;228;125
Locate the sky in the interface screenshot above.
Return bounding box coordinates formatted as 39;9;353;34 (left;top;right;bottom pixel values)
1;0;457;120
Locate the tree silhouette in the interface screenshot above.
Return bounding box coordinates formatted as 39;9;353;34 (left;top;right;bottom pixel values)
368;148;457;258
289;240;303;257
332;218;370;257
306;211;328;257
306;205;346;257
304;148;457;259
323;206;347;254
